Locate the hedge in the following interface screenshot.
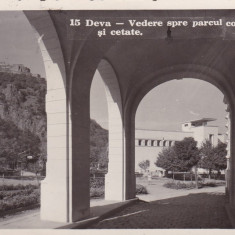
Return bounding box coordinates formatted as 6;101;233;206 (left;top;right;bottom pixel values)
164;181;197;190
0;191;40;212
0;184;39;191
0;188;36;200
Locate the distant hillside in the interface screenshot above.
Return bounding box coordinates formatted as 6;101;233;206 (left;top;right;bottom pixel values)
0;71;108;170
0;72;46;157
90;119;108;170
0;117;41;167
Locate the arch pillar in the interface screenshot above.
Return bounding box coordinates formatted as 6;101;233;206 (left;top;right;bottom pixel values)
98;60;125;201
124;107;136;200
224;96;231;199
229;103;235;209
24;12;70;222
70;88;90;222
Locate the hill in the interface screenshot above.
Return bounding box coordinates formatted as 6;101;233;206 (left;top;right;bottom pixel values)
0;72;46;157
90;119;108;170
0;71;108;171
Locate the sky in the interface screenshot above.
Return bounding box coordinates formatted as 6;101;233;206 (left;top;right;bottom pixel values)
0;11;227;134
0;11;46;77
90;72;227;134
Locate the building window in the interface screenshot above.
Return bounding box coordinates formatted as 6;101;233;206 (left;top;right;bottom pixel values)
141;140;145;146
147;140;151;146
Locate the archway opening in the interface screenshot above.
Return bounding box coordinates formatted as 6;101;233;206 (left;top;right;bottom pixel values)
90;69;109;204
135;78;229;198
90;59;124;204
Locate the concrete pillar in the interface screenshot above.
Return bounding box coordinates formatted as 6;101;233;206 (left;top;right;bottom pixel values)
24;12;70;222
124;109;136;200
98;60;124;201
229;105;235;208
70;91;90;222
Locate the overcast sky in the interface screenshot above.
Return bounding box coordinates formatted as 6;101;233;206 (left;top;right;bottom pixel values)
0;11;227;134
90;73;227;133
0;11;45;77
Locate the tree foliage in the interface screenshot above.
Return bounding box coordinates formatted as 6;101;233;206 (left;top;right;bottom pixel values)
156;137;200;172
198;140;215;174
213;141;227;171
138;160;150;172
199;140;227;173
0;117;41;168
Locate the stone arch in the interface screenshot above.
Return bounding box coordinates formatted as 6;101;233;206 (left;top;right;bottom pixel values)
128;64;235;207
68;53;125;221
130;65;235;113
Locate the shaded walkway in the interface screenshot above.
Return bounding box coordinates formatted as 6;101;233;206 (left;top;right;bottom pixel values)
90;192;232;229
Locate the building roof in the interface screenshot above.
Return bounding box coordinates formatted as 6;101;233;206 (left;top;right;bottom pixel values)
183;118;216;125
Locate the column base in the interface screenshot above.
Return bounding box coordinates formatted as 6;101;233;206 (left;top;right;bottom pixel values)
105;173;124;201
40;178;69;223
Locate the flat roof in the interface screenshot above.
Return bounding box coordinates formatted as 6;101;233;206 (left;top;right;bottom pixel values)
183;118;216;124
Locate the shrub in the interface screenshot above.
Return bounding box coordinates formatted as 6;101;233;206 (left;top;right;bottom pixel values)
163;181;196;190
199;180;225;188
0;188;35;200
90;187;104;198
90;177;104;188
0;190;40;212
136;184;148;194
89;183;148;198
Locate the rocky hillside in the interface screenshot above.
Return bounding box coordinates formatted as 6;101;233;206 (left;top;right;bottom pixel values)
90;119;108;170
0;72;46;157
0;71;108;170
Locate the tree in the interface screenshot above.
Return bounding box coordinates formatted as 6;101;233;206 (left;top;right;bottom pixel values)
138;160;150;172
198;140;215;178
174;137;200;170
156;147;185;171
156;137;200;184
199;140;227;177
174;137;200;187
213;141;227;174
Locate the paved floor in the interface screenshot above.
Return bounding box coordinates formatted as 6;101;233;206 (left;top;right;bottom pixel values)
0;178;233;229
89;179;232;229
0;198;130;229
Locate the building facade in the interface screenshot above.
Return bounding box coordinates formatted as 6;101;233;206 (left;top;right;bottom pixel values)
135;118;225;174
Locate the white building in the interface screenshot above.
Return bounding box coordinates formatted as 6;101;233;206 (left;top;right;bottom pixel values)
135;118;225;174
